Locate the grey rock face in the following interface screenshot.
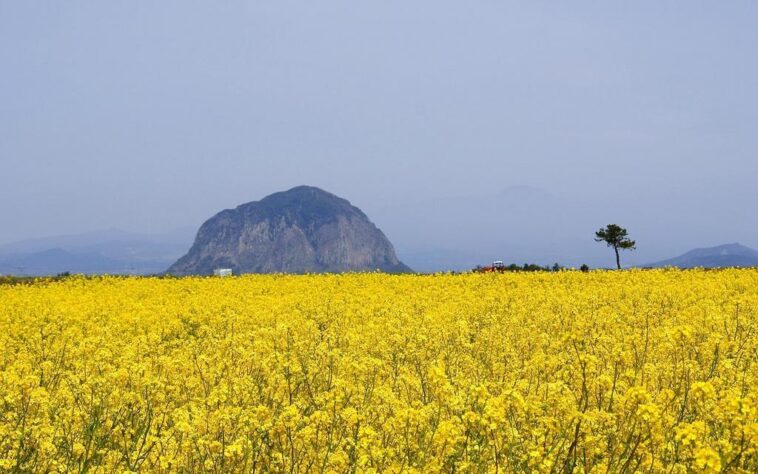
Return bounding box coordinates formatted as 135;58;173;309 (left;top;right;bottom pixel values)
167;186;411;275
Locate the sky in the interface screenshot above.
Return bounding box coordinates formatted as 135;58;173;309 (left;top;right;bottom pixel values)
1;1;757;266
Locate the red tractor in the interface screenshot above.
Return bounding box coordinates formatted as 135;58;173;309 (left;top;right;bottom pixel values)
476;260;507;273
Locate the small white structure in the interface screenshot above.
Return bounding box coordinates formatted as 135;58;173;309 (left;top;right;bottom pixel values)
213;268;233;277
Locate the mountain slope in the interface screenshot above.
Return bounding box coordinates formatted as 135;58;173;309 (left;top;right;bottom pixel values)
168;186;411;275
646;243;758;268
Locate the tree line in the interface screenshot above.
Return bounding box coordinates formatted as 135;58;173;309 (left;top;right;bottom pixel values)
476;224;636;272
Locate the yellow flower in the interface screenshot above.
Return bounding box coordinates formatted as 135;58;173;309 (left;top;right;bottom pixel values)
693;446;721;472
72;442;85;457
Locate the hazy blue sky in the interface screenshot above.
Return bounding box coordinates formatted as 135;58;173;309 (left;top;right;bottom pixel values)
1;1;756;264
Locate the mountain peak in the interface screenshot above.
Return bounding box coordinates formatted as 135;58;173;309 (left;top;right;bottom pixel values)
168;187;410;275
255;185;340;204
647;243;758;268
713;242;748;252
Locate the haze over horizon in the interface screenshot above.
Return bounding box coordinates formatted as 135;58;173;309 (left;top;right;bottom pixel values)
2;2;757;268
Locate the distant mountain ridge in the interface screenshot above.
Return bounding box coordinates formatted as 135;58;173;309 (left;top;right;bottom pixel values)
645;243;758;268
3;192;756;275
0;228;194;276
168;186;411;275
0;248;151;275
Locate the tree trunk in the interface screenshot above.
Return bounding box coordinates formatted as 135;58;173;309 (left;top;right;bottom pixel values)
614;246;621;270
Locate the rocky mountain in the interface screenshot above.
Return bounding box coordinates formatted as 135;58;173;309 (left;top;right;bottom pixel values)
167;186;411;275
645;243;758;268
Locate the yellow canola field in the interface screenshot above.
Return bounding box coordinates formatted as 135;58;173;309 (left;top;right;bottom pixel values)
0;270;756;473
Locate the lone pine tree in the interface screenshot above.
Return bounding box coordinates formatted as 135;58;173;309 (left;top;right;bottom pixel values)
595;224;636;270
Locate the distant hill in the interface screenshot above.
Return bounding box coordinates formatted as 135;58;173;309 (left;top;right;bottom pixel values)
0;228;194;276
168;186;411;275
645;243;758;268
0;248;132;275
